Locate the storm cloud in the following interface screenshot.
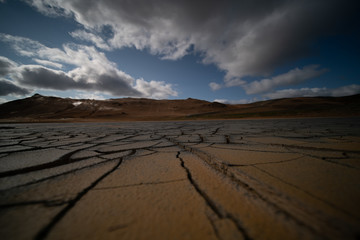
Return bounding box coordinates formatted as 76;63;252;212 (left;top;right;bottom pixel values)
0;79;31;96
28;0;360;83
0;34;178;98
0;56;17;77
15;65;142;96
0;57;31;96
1;0;358;100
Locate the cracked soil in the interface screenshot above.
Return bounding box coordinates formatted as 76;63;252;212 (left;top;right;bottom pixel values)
1;118;360;239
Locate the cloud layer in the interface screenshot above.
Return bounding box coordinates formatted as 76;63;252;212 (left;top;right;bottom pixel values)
0;34;177;98
243;65;328;94
27;0;359;82
2;0;359;101
264;85;360;99
0;79;31;96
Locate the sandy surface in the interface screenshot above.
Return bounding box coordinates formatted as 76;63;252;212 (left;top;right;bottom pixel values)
0;118;360;239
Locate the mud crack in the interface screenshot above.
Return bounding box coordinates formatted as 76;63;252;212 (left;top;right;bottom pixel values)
176;151;251;240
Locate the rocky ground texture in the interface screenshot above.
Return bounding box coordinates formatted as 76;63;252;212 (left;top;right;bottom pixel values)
1;118;360;239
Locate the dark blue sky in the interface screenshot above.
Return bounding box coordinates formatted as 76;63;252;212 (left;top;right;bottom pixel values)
1;0;359;103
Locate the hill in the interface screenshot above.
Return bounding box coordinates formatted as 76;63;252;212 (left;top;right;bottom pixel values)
0;94;359;122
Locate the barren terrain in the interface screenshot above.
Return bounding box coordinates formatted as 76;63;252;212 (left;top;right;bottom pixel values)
0;94;359;122
1;118;360;239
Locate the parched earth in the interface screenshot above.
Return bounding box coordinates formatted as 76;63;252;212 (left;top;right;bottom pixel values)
0;118;360;240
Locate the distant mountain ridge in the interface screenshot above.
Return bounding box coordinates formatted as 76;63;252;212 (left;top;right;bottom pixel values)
0;94;359;122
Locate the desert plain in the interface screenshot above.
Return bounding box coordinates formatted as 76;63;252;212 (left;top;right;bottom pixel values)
0;118;360;239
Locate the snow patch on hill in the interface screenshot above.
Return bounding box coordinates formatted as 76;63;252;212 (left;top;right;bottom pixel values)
72;101;83;106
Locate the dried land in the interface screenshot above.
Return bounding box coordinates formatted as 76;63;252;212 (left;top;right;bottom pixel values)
1;118;360;239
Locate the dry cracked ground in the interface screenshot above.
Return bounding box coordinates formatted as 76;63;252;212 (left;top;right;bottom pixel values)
1;118;360;240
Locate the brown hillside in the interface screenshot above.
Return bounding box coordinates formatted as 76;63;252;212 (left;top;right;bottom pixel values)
0;94;359;122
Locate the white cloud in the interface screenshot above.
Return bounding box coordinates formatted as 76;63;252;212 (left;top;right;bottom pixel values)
0;33;62;59
34;59;63;69
263;84;360;99
134;78;178;99
331;85;360;97
26;0;357;84
0;34;178;98
70;30;111;51
224;77;247;88
243;65;328;94
27;0;73;17
209;82;222;91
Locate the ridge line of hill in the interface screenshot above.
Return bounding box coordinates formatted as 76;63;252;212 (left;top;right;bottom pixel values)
0;94;359;122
